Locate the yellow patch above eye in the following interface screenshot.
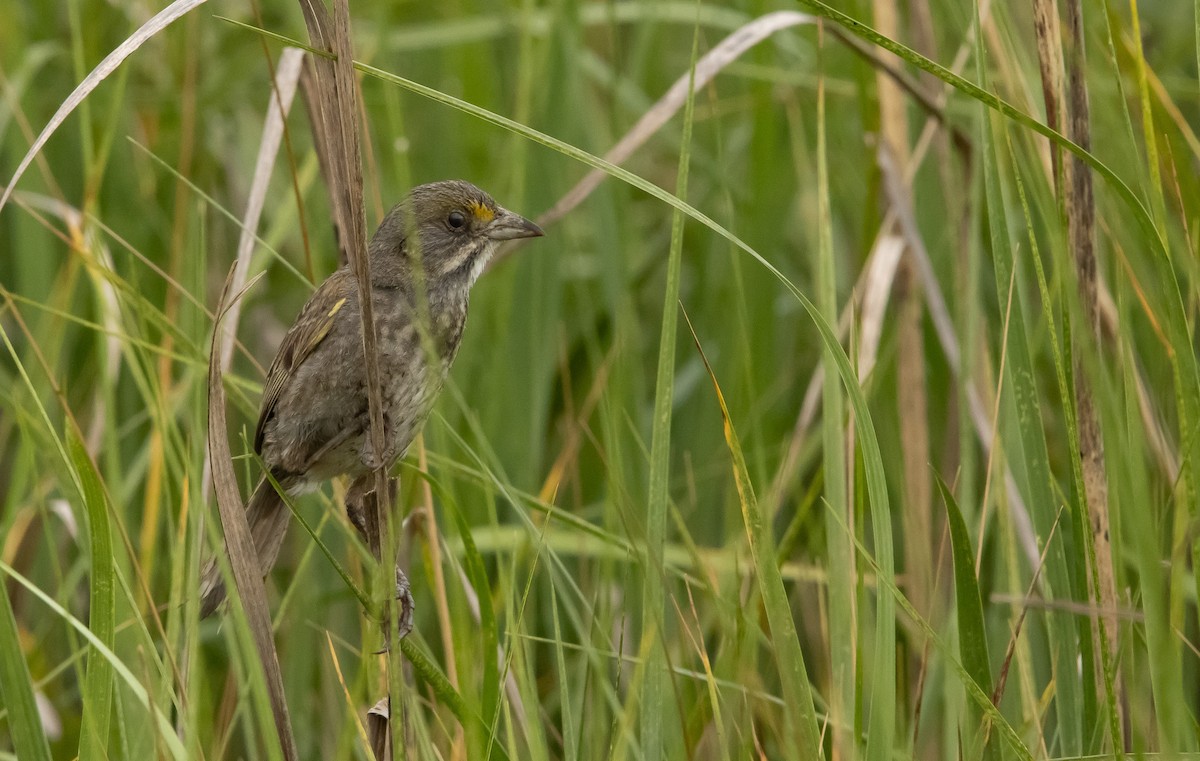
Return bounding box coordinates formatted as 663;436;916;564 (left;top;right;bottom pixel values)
327;297;347;318
469;200;495;223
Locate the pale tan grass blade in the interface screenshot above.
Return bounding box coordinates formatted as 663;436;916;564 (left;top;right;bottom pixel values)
218;47;306;373
876;146;1040;568
491;9;814;267
855;235;905;382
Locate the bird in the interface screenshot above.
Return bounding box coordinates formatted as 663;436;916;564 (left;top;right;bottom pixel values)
200;180;543;617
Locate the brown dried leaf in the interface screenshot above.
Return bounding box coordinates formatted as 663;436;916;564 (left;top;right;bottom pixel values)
208;269;298;761
367;697;391;761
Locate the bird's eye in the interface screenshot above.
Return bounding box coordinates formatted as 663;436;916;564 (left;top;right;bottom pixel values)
447;211;467;230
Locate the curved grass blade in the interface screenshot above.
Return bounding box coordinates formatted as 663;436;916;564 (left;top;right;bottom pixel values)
0;562;188;760
0;0;210;214
0;567;52;761
67;429;115;761
681;307;820;759
937;477;996;761
794;0;1162;254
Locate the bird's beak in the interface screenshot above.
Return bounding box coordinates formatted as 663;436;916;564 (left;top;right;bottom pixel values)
486;209;544;241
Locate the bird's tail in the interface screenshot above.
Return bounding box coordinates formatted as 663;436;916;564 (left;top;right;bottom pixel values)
199;477;292;618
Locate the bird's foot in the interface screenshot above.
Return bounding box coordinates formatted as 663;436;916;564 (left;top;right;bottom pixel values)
374;566;415;652
394;565;415;640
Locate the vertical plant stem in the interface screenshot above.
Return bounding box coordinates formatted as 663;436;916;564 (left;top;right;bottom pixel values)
639;14;701;759
1063;0;1122;745
816;22;854;761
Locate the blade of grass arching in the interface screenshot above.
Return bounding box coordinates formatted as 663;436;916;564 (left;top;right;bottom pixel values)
0;0;210;213
640;14;701;760
809;5;1200;554
216;23;822;291
682;309;820;760
937;477;997;761
791;1;1162;255
0;564;52;761
976;42;1085;755
67;429;115;761
815;39;854;761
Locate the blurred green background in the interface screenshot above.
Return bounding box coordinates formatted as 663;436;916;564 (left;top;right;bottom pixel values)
2;0;1198;758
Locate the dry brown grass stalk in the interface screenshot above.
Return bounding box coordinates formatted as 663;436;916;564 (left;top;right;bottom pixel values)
1062;0;1122;738
207;269;299;760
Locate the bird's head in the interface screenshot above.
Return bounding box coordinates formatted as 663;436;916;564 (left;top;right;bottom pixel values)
370;180;543;289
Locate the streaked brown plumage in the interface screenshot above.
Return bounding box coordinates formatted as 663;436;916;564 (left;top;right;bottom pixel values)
200;180;543;616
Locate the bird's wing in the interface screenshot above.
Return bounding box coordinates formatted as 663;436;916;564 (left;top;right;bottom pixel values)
254;268;356;454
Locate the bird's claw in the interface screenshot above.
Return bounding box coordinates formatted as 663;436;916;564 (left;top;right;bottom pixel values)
374;566;414;653
395;566;414;640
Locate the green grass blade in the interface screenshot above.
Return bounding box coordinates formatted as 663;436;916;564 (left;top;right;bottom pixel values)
0;562;188;760
938;477;996;761
445;491;502;757
815;46;853;760
683;308;820;759
825;508;1033;761
0;566;52;761
976;31;1086;754
67;428;116;761
639;12;702;759
795;0;1164;255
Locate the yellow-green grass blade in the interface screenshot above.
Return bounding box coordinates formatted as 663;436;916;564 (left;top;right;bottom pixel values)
683;308;821;759
67;429;115;761
639;13;701;760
